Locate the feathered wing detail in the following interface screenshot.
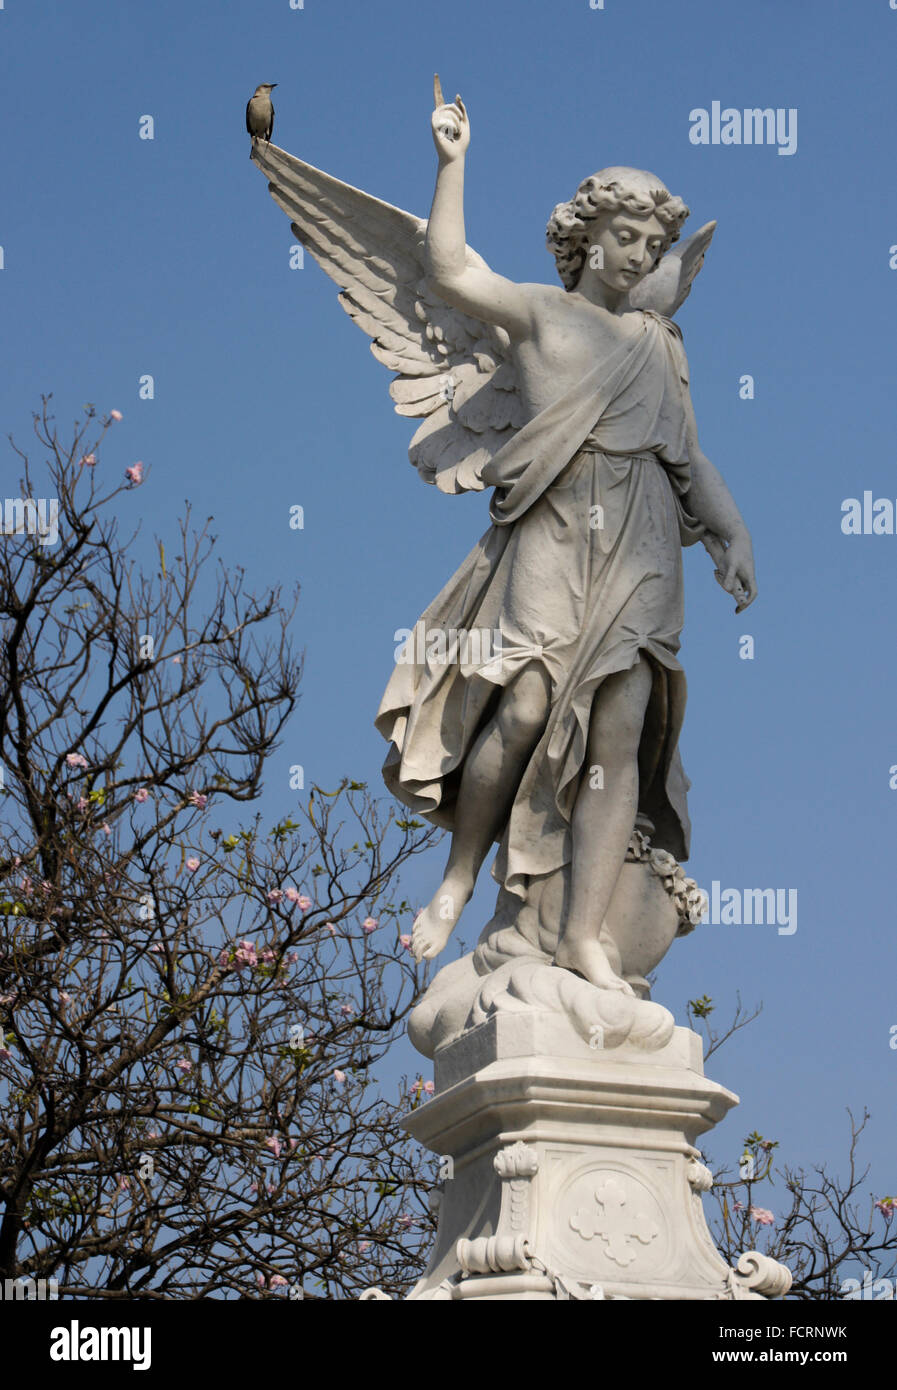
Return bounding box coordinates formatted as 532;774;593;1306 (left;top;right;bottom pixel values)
629;221;717;317
251;141;527;493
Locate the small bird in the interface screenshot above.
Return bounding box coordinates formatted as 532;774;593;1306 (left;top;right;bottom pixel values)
246;83;277;145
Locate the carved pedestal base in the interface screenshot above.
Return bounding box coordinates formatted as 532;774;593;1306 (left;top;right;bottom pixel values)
400;1015;791;1301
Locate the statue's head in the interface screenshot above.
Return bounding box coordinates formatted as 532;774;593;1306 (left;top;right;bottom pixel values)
546;167;690;292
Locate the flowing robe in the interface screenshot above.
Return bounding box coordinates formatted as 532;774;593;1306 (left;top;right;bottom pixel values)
375;309;705;898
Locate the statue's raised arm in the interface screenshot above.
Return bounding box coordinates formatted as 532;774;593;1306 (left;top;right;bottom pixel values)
425;81;534;341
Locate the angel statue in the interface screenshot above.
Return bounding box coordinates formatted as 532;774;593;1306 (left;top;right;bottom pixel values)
251;79;757;1056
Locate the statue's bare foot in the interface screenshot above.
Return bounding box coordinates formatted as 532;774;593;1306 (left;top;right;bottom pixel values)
553;937;635;995
412;873;473;961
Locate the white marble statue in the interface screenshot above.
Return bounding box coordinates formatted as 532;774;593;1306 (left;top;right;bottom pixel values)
252;78;757;1057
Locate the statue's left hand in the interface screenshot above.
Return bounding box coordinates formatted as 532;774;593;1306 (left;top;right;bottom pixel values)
717;531;757;613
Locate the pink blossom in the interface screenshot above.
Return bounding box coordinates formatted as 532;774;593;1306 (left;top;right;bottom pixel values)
118;1175;130;1191
287;951;299;964
340;1003;354;1017
134;787;150;803
732;1200;745;1213
79;453;97;467
326;922;337;936
289;1138;298;1150
265;1136;282;1159
125;462;143;484
362;917;378;933
284;886;301;902
176;1057;192;1074
269;1275;288;1289
234;939;258;970
399;935;412;950
423;1080;435;1095
171;655;182;664
875;1197;896;1219
59;991;72;1004
150;943;163;953
102;823;111;837
749;1206;775;1226
398;1213;414;1229
267;889;283;904
109;409;123;422
333;1069;346;1084
408;1080;422;1097
296;895;312;912
357;1241;370;1253
189;790;207;809
19;876;32;893
256;1272;265;1289
185;857;200;872
0;1047;11;1062
66;752;88;769
76;797;89;812
260;948;275;963
147;1131;159;1140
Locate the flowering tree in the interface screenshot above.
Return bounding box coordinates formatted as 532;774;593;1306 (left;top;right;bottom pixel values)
0;400;440;1299
688;996;897;1300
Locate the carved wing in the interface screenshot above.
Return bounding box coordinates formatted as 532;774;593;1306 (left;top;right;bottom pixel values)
629;221;717;317
251;142;526;494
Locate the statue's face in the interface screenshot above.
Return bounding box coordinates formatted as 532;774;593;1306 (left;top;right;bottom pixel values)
589;211;666;293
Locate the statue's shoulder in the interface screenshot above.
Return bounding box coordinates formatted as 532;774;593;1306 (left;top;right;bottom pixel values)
639;309;691;388
640;307;684;342
522;281;568;310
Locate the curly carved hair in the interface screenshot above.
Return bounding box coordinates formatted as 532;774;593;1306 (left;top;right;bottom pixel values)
546;166;690;291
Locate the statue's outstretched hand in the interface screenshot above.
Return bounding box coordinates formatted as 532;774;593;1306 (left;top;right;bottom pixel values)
432;74;469;161
716;531;757;613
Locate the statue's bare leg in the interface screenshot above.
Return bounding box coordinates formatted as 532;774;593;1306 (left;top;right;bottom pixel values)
412;663;551;960
554;659;654;991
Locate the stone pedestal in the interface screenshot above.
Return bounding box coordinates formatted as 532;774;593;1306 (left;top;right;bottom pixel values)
400;1014;790;1301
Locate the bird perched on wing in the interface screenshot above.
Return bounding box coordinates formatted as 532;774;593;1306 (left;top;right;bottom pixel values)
246;83;277;144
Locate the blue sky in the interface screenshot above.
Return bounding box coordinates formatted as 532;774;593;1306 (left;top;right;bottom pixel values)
3;0;897;1217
